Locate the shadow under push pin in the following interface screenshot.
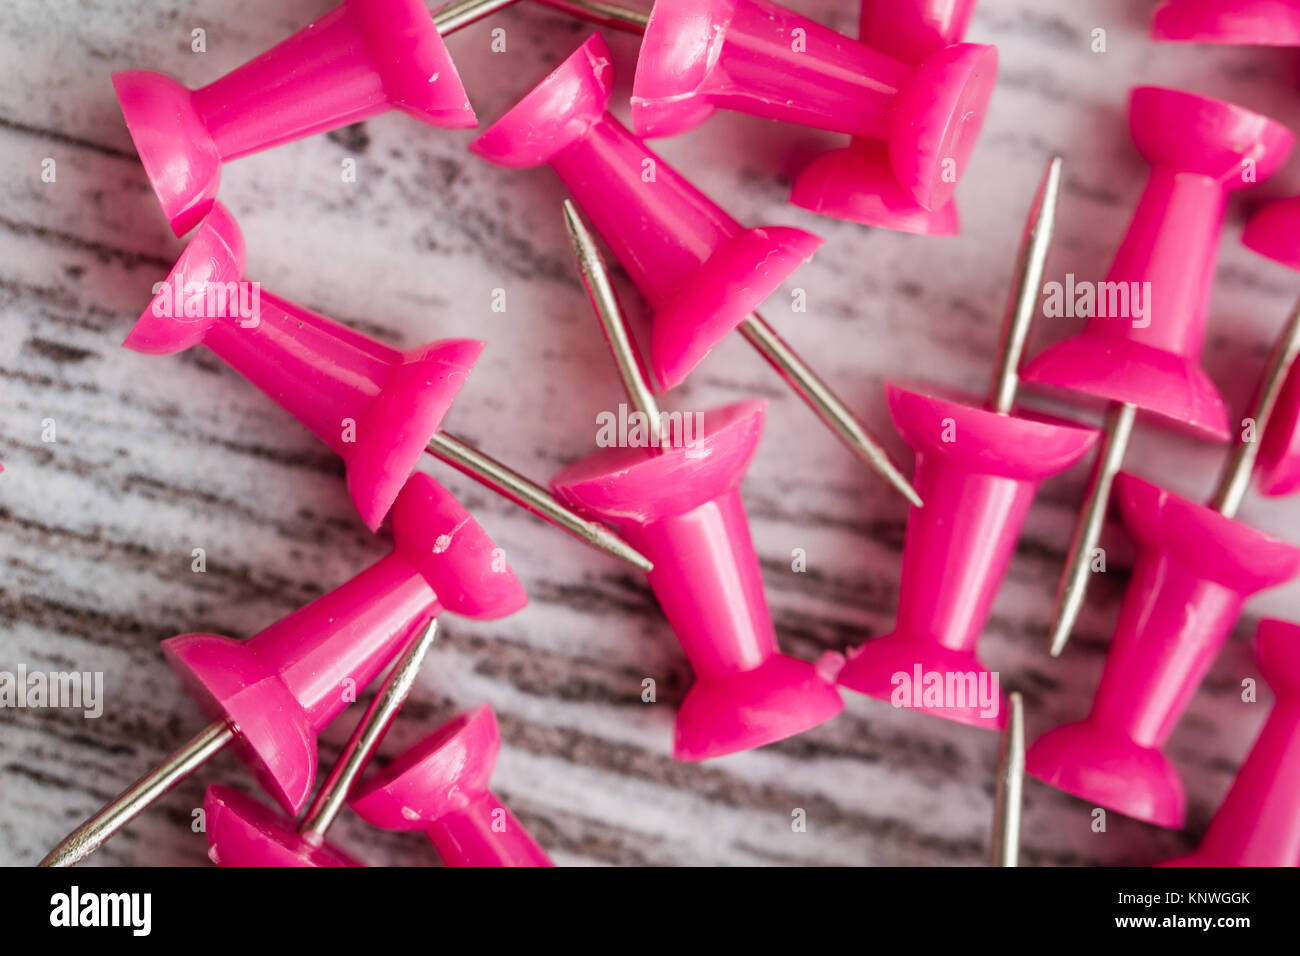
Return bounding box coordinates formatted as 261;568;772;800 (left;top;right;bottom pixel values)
1021;87;1295;658
38;475;527;867
111;0;529;236
834;158;1097;730
205;615;440;867
471;35;921;508
1161;619;1300;867
1027;302;1300;829
123;202;649;572
551;201;844;761
790;0;978;234
350;705;553;866
992;691;1025;867
1153;0;1300;45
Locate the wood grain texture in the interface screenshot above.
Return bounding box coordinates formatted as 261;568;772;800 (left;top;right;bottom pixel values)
3;0;1300;867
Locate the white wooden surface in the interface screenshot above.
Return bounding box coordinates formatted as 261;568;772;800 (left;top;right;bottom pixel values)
3;0;1300;866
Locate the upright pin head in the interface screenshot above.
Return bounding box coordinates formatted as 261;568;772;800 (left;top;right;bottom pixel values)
350;705;554;866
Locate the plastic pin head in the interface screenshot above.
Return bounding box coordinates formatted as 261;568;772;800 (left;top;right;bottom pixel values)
630;0;997;211
163;475;525;814
112;0;475;235
351;706;554;866
1022;87;1294;440
790;0;977;232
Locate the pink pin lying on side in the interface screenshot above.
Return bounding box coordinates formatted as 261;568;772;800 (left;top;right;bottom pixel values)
38;475;526;867
834;158;1097;730
206;616;441;867
1152;0;1300;45
1020;86;1295;658
351;705;553;866
550;201;843;761
1161;618;1300;867
110;0;538;236
790;0;978;233
121;202;650;571
627;0;997;211
470;35;921;508
1028;302;1300;828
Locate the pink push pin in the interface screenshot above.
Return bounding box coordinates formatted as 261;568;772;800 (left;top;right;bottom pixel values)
1244;198;1300;496
1153;0;1300;45
1027;304;1300;828
123;201;650;571
471;35;921;508
1020;86;1294;658
351;705;553;866
1161;618;1300;867
790;0;978;233
628;0;996;211
549;201;844;761
835;158;1097;730
205;615;440;867
111;0;531;236
38;474;527;867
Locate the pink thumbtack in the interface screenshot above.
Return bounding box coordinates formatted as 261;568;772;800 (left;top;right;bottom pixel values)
123;202;651;571
205;616;441;867
1153;0;1300;45
1020;86;1294;658
836;158;1096;730
38;474;527;867
625;0;997;211
1161;618;1300;867
1027;305;1300;828
350;705;553;866
110;0;534;236
1240;207;1300;496
550;201;843;761
790;0;978;233
471;35;922;508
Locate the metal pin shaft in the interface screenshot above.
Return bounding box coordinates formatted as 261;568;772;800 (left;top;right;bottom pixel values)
432;0;525;33
738;313;923;508
38;719;237;867
535;0;649;32
561;200;664;449
1048;400;1136;658
992;691;1025;867
298;618;439;840
989;156;1063;415
1209;298;1300;520
426;431;653;571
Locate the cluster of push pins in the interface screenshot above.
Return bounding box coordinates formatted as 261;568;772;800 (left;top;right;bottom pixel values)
28;0;1300;867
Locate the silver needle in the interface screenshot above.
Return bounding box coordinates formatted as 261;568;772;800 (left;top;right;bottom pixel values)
992;691;1025;867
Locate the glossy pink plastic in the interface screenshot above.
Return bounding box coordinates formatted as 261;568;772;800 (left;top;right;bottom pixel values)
112;0;474;236
836;385;1096;729
1153;0;1300;45
790;0;977;233
1162;618;1300;867
1026;474;1300;828
1021;87;1294;441
163;474;526;815
630;0;996;211
351;705;553;866
550;400;844;761
123;202;480;532
470;34;821;392
204;786;362;867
